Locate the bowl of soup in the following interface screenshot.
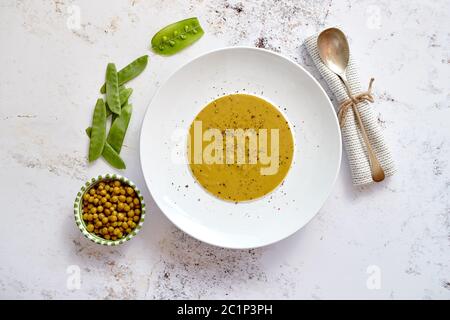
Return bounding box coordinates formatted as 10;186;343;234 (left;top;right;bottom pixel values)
140;47;341;248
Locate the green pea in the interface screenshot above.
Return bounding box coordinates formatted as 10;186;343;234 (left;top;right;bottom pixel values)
100;55;149;93
106;63;121;116
107;104;132;153
88;99;107;162
151;17;204;56
106;87;133;117
86;127;126;169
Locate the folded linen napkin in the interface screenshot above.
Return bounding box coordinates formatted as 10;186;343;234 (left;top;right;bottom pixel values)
304;32;395;185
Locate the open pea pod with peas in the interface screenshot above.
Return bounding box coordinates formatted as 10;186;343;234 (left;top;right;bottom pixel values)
151;17;204;56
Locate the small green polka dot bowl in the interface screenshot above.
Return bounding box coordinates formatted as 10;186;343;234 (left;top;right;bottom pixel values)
74;174;146;246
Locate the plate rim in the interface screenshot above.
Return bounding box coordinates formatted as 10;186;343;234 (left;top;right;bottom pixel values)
139;46;342;249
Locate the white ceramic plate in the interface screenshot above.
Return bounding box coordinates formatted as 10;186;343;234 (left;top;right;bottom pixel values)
140;47;341;249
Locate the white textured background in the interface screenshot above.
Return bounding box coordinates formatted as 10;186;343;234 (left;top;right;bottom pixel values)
0;0;449;299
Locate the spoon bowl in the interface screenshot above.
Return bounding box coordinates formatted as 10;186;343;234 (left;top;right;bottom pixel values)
317;27;350;78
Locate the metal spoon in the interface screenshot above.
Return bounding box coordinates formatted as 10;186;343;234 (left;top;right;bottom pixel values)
317;27;385;182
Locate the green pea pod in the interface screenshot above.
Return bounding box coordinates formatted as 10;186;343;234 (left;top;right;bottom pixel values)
86;127;126;169
106;87;133;117
100;56;148;93
151;17;204;56
102;142;126;169
107;104;132;153
106;63;121;115
88;99;107;162
119;87;133;106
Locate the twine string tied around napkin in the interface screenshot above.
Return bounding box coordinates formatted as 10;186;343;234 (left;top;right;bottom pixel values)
337;78;375;127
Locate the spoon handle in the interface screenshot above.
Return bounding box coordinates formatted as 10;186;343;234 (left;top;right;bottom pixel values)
339;74;385;182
